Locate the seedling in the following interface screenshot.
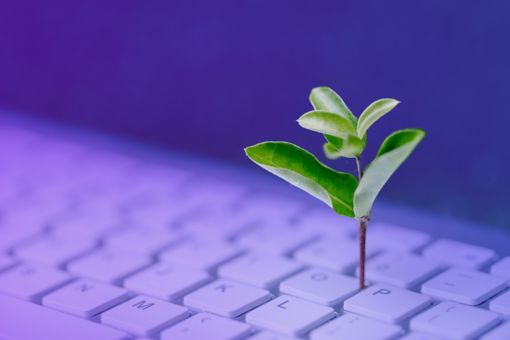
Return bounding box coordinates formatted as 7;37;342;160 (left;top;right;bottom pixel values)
245;87;425;290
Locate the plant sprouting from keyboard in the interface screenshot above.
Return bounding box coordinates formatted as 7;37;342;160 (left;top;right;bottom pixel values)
244;87;425;290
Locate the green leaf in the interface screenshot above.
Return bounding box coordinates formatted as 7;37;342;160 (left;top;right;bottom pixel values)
357;98;400;138
353;129;425;217
245;141;358;217
298;110;356;138
323;135;366;159
309;87;357;127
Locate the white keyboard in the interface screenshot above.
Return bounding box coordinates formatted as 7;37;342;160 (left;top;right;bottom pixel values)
0;117;510;340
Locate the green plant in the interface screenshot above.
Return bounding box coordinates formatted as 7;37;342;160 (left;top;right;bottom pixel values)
245;86;425;290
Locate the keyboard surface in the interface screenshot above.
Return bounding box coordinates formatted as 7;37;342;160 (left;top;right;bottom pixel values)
0;114;509;340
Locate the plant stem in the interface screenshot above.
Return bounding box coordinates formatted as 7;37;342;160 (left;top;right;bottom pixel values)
355;155;368;290
358;215;369;290
355;156;363;180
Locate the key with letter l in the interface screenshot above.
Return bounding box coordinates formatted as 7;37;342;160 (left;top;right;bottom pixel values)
245;295;335;336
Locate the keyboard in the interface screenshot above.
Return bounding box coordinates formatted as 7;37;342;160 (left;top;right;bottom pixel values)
0;113;509;340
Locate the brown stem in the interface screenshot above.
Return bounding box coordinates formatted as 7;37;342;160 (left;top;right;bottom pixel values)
358;216;369;290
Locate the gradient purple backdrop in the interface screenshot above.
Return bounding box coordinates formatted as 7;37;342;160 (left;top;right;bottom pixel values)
0;0;509;226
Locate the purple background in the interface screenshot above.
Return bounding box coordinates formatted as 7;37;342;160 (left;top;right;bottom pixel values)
0;1;509;226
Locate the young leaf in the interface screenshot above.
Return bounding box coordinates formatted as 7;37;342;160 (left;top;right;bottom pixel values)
357;98;400;138
353;129;425;217
309;87;357;128
298;110;356;138
245;142;358;217
323;135;365;159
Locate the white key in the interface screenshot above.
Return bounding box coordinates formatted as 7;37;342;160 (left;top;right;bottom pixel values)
0;253;16;272
180;210;257;242
294;239;379;273
0;225;41;251
481;322;510;340
105;227;182;255
68;250;151;284
421;268;507;305
398;332;440;340
0;294;128;340
159;240;243;272
14;235;96;267
233;225;318;255
489;290;510;315
43;279;130;317
310;313;403;340
218;253;304;289
280;268;358;306
421;239;496;269
246;295;336;336
361;253;441;288
367;223;431;252
0;263;72;301
410;302;500;339
161;312;252;340
344;283;431;323
491;257;510;280
294;208;357;238
124;263;211;301
248;331;298;340
184;279;272;317
101;295;189;336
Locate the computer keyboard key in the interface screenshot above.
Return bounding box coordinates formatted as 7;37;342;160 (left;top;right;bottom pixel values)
233;225;318;255
0;253;16;272
421;239;496;269
248;331;298;340
361;253;442;288
344;283;431;323
309;313;403;340
161;312;252;340
0;263;72;301
399;332;443;340
68;250;152;284
124;263;211;301
218;254;304;289
421;268;507;305
294;239;379;273
0;226;42;251
481;322;510;340
280;268;358;306
410;302;500;339
294;208;357;238
105;227;183;255
0;294;128;340
367;223;431;252
43;279;130;317
245;295;336;336
491;256;510;280
184;279;272;317
101;295;189;336
14;235;96;267
159;240;244;272
489;290;510;315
